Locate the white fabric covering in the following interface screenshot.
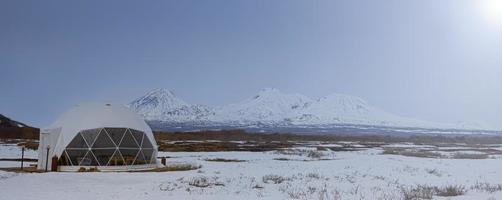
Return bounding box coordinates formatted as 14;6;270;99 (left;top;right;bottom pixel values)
37;102;157;170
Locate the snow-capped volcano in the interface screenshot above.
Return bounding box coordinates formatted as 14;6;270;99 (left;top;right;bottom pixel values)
213;88;312;123
128;88;213;122
129;88;489;131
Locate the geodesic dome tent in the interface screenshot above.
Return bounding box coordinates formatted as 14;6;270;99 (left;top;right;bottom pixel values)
37;103;158;171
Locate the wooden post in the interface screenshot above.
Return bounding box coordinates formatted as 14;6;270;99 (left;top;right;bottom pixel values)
161;157;166;166
20;146;25;170
45;145;50;172
51;156;58;172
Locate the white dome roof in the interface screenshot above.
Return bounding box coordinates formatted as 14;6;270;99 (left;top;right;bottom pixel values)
48;102;153;135
42;102;156;159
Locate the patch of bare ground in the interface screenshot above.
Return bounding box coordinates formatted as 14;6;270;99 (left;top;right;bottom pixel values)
452;153;489;159
158;141;291;152
204;158;247;162
382;146;498;159
155;130;502;145
0;167;43;173
382;147;443;158
153;130;502;154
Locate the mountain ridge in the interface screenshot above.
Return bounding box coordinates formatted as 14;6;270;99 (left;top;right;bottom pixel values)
0;114;39;139
128;88;490;131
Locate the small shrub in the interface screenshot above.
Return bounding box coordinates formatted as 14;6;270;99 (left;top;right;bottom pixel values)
263;174;287;184
186;176;224;188
307;150;323;159
401;185;435;200
306;172;321;179
88;167;99;172
402;184;467;199
287;188;307;199
188;176;211;187
434;185;466;196
318;187;342;200
472;182;502;193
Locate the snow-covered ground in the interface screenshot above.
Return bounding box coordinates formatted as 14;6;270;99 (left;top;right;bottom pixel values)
2;143;502;200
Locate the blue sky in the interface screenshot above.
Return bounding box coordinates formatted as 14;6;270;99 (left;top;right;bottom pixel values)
1;0;501;128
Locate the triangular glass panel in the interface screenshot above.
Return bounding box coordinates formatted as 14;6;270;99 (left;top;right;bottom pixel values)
92;130;115;148
79;151;98;166
92;149;116;166
142;148;154;164
107;149;125;166
119;130;139;148
119;148;139;165
60;150;72;166
65;149;88;165
66;133;88;149
104;128;126;147
134;149;147;165
80;128;100;147
130;129;144;147
141;137;154;149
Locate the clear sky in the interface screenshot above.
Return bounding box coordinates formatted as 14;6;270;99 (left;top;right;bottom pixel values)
1;0;501;128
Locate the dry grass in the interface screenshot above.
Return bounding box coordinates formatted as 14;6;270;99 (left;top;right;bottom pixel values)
472;182;502;193
382;148;442;158
401;185;435;200
188;176;212;187
401;184;467;199
187;176;225;187
262;174;287;184
274;149;327;159
434;185;467;197
154;129;502;145
157;141;290;152
307;150;324;159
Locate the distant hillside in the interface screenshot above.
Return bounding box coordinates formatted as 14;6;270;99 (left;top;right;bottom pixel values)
0;114;39;139
129;88;492;133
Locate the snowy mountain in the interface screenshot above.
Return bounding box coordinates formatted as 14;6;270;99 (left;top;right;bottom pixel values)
0;114;30;128
213;88;312;123
0;114;39;139
128;89;214;122
129;88;489;132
